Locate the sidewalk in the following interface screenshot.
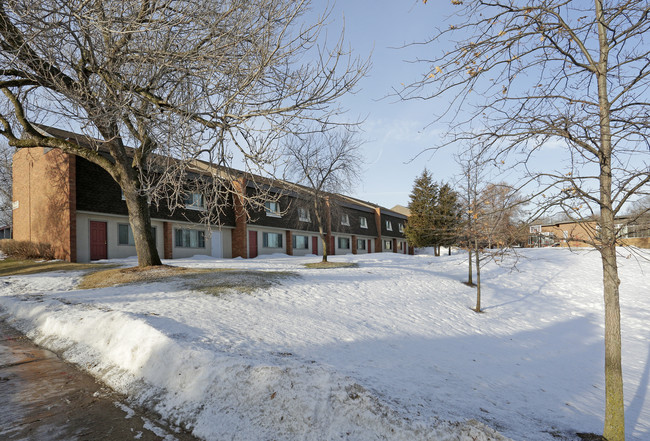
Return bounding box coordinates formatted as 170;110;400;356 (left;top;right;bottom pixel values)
0;319;198;441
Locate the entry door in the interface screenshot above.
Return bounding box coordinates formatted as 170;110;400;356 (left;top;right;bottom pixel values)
89;221;107;260
248;231;258;258
368;239;372;253
211;231;222;258
312;236;318;255
329;236;335;256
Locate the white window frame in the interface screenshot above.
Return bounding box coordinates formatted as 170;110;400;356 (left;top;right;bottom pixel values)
184;192;205;211
263;232;283;248
386;220;393;231
265;201;281;218
175;228;205;248
398;223;404;233
298;207;310;222
384;239;392;250
293;234;309;249
341;214;350;226
360;216;368;229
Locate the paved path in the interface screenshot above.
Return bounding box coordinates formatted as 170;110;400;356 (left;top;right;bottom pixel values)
0;319;198;441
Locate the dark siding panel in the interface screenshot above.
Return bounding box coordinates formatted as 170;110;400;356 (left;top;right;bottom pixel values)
76;158;128;215
75;157;236;226
247;190;321;233
381;213;407;238
331;206;378;236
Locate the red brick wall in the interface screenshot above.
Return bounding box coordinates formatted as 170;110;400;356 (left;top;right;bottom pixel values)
351;235;357;254
231;177;247;258
163;222;173;259
12;148;76;261
285;230;293;256
374;207;382;252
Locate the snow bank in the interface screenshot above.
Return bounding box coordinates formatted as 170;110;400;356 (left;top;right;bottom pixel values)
0;295;507;441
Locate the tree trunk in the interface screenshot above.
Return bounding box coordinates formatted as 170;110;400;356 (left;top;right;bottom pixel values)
595;3;624;438
601;241;623;441
324;197;332;262
321;233;328;263
122;177;162;267
474;238;481;312
468;247;473;285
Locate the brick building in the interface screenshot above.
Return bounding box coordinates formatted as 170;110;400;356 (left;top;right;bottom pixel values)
528;217;650;248
12;127;410;262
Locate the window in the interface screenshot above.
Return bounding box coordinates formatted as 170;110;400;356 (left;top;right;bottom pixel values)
530;225;542;234
338;237;350;249
263;232;283;248
385;220;393;231
384;239;392;250
118;224;156;246
360;217;368;229
293;235;309;249
184;192;204;210
175;229;205;248
398;223;404;233
398;241;404;250
265;201;281;217
341;214;350;226
357;239;366;250
298;207;310;222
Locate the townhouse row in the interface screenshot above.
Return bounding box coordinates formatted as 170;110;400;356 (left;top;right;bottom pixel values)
12;138;410;263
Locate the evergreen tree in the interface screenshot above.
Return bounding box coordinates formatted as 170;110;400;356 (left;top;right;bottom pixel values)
404;169;438;248
435;183;462;252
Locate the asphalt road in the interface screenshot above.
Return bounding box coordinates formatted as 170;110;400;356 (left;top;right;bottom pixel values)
0;318;198;441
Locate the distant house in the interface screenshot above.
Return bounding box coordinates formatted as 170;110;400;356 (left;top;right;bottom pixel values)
12;126;411;262
528;217;650;248
390;204;411;217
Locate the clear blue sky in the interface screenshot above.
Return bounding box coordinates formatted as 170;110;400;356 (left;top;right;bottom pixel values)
322;1;459;209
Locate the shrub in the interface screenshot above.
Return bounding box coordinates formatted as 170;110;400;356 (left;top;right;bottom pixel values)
0;239;55;260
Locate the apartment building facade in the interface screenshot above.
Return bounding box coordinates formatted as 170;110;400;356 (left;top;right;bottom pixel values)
12;137;410;262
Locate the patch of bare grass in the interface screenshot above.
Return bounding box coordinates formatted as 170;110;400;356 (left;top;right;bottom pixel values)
0;259;112;277
303;261;358;269
78;265;296;295
78;265;231;289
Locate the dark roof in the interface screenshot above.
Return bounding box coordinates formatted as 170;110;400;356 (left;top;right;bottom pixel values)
30;123;406;219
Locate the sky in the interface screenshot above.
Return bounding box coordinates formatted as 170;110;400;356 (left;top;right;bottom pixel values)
317;1;460;209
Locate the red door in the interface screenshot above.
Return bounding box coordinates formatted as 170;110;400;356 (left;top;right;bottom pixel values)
312;236;318;255
89;221;107;260
368;239;372;253
329;236;335;256
248;231;258;258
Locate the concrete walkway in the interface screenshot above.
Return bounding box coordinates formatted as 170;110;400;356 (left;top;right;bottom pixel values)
0;319;198;441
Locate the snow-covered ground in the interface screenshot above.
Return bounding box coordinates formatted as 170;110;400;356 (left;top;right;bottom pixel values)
1;248;648;441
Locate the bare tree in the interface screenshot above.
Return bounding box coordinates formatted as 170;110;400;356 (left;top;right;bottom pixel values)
0;0;367;266
283;128;363;262
407;2;650;439
458;150;524;313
